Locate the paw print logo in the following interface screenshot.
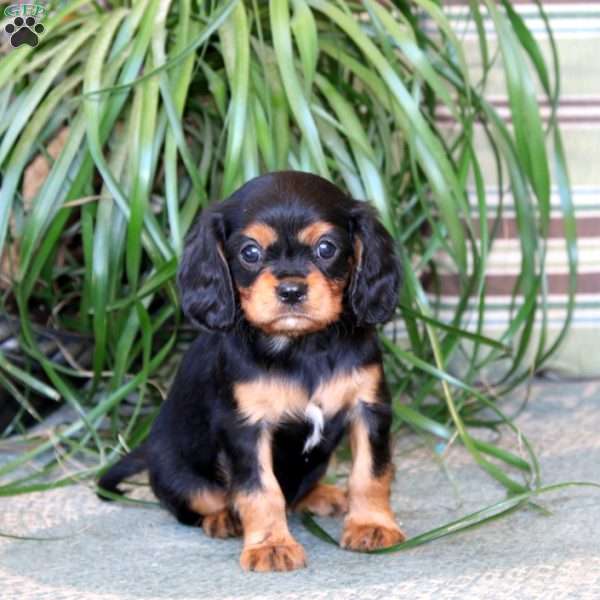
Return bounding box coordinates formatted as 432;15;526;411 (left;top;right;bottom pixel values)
4;16;45;48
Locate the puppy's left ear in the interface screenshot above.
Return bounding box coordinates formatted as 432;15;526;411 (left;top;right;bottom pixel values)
177;207;236;330
349;202;402;325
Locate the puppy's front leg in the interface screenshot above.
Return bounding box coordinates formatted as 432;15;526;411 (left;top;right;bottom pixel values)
227;425;306;572
341;399;406;551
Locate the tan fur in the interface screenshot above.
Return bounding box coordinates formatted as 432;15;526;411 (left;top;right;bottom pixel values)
240;539;306;572
188;488;227;516
242;222;278;248
202;507;242;538
314;364;381;417
341;520;405;551
297;221;335;246
235;430;306;572
341;419;405;550
238;269;282;329
293;483;348;516
238;267;347;336
302;269;345;329
234;364;382;424
234;379;307;424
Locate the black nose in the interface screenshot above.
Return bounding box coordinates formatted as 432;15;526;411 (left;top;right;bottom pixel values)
276;281;308;305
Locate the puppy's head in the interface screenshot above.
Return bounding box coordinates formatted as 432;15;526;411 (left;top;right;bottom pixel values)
178;172;401;335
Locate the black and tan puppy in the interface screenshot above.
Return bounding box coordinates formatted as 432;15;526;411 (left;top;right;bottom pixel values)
99;171;405;572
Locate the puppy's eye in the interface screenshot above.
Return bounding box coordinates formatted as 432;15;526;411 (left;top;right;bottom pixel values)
317;240;337;260
240;243;262;264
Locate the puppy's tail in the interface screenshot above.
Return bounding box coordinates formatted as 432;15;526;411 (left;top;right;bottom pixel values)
97;443;147;500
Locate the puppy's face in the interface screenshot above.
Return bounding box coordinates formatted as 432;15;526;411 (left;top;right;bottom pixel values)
227;216;352;336
178;171;401;335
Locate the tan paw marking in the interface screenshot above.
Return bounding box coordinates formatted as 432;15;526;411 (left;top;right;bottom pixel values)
240;541;307;572
294;483;348;517
202;508;242;539
341;521;406;551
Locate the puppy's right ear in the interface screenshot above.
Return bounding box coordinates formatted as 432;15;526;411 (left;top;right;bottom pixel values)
177;207;236;330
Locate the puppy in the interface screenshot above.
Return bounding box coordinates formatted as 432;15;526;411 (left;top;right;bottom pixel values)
99;171;405;572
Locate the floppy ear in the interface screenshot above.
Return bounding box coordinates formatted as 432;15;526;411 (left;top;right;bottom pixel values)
177;207;236;330
349;202;402;325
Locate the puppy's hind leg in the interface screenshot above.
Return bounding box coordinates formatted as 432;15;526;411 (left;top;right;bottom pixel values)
148;456;239;536
200;505;242;539
293;483;348;517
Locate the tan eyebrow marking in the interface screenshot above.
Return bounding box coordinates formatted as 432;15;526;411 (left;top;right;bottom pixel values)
297;221;336;246
242;223;278;248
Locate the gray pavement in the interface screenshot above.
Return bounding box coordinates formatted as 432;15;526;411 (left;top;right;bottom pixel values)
1;378;599;599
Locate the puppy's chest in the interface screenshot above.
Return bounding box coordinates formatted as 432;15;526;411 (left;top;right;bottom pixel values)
233;364;381;427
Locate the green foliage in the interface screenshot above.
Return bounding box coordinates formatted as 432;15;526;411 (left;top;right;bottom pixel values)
0;0;583;544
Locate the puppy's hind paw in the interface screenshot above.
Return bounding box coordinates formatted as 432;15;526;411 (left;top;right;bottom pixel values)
202;508;242;539
294;483;348;517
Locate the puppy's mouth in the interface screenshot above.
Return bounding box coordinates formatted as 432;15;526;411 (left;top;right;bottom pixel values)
269;313;316;325
265;312;320;334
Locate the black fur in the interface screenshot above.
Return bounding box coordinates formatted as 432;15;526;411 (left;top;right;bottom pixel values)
98;444;147;497
98;171;401;528
178;209;236;330
349;203;402;325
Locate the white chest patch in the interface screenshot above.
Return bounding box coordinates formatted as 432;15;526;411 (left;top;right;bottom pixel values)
303;402;324;453
265;335;291;354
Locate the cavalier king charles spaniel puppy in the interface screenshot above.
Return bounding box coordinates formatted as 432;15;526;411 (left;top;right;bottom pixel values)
99;171;405;572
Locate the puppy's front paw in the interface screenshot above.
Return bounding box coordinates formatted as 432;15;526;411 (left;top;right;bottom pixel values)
341;520;405;551
202;508;242;538
240;540;307;572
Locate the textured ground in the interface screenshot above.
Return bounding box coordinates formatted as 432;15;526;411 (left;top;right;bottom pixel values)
1;378;599;599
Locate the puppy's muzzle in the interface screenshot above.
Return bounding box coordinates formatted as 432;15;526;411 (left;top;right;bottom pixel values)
276;280;307;305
